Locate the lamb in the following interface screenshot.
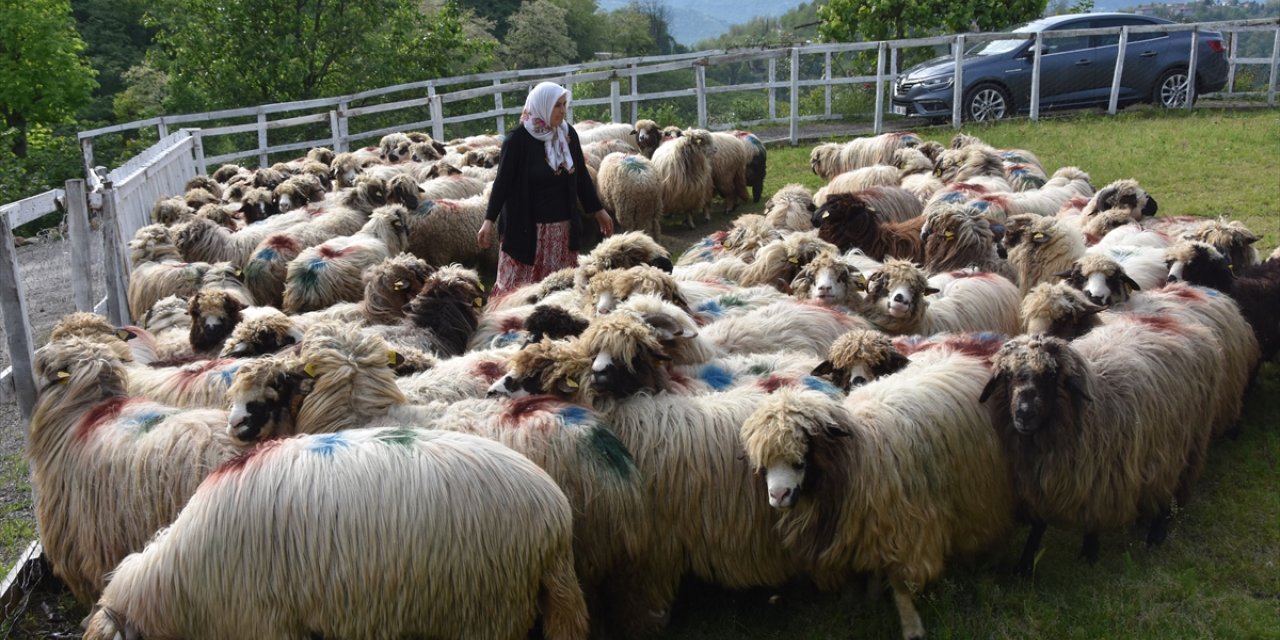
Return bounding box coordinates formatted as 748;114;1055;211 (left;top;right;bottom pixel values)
26;337;241;604
741;365;1014;640
651;127;714;228
809;132;922;181
981;325;1217;572
281;204;409;313
597;152;664;241
631;118;663;157
920;202;1016;281
811;191;926;262
82;428;588;640
860;259;1022;336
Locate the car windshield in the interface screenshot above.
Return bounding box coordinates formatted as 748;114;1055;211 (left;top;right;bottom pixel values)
965;19;1052;57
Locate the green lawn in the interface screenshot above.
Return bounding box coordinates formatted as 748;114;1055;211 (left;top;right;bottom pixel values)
658;107;1280;639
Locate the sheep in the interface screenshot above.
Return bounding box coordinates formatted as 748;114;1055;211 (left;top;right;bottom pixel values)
757;183;817;233
583;137;640;170
586;264;690;317
933;144;1014;192
417;167;489;199
698;129;752;213
574;230;674;291
330;148;381;188
26;337;241;604
404;191;494;268
741;368;1014;640
47;312;148;364
378;131;414;163
1184;217;1261;271
733;129;767;203
134;294;196;363
126;229;213;323
920;202;1016;281
813;165;901;207
183;186;219;213
892;147;944;204
811;191;926;262
82;428;588;640
631;118;663;158
1003;213;1086;296
272;172;327;213
861;259;1022;336
1165;240;1280;362
597;152;664;241
575;121;636;147
1079;178;1159;225
1056;250;1169;307
812;328;1006;391
281;204;409;313
809;132;922;181
696;297;874;359
149;197;192;226
961;166;1095;222
787;250;867;309
980;325;1217;572
737;231;840;291
651;127;714;228
1019;281;1106;338
366;264;484;358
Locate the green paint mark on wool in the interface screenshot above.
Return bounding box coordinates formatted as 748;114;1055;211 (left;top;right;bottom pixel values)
375;427;420;450
295;259;325;292
747;362;774;376
620;156;648;176
717;294;747;308
585;425;636;481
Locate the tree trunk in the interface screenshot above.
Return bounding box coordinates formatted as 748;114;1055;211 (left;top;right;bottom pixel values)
5;112;27;159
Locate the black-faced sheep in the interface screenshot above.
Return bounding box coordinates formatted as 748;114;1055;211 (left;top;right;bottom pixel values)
741;365;1014;640
1166;240;1280;362
27;337;241;604
1078;178;1158;224
1184;217;1261;271
597;152;663;241
82;428;589;640
812;191;926;262
736;231;839;291
981;325;1216;572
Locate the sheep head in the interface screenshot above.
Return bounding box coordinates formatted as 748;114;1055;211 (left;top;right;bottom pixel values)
575;231;673;291
195;203;241;231
812;329;906;391
34;336;127;399
226;354;311;444
892;147;935;178
1165;240;1233;291
632;119;662;156
581;310;673;399
863;259;935;325
150;197;193;228
523;304;590;344
129;224;182;266
1057;253;1141;307
385;174;426;211
935;144;1002;184
811;192;878;253
1081;179;1157;222
409;141;442;163
790;252;866;309
47;313;137;365
1019;281;1104;339
922;203;998;273
81;606;143;640
238;187;279;224
379;132;413;163
722;213;781;258
762;184;816;233
586;265;687;316
220;309;303;358
1184;217;1260;272
362;253;433;325
982;334;1093;436
188;289;246;351
809;143;841;180
487;338;591;399
740;388;852;509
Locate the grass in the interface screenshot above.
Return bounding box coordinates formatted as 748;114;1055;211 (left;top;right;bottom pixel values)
654;108;1280;639
0;454;34;574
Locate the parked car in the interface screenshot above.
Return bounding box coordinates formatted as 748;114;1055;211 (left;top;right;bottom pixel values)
891;13;1228;122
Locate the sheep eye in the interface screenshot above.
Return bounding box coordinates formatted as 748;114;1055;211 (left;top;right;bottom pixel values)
851;376;867;386
791;461;806;472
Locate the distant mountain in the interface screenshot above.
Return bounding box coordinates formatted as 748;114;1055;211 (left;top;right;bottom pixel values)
597;0;811;45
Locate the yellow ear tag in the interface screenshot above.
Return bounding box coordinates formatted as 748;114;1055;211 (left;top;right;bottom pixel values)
477;282;486;292
387;350;399;367
303;362;317;378
57;371;71;383
944;231;955;241
788;256;799;264
1032;232;1045;241
565;378;579;388
473;297;483;308
234;269;243;277
393;280;406;291
115;329;131;340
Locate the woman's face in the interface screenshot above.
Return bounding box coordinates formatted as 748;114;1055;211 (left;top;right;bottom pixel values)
549;95;567;128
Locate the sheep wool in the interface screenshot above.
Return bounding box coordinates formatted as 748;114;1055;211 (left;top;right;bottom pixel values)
597;152;664;241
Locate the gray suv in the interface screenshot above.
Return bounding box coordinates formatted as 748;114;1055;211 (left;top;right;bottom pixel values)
891;13;1229;122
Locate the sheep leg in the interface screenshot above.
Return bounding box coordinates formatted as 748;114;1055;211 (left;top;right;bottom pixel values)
1079;532;1100;563
685;212;696;230
1147;505;1174;547
888;574;926;640
1016;519;1047;577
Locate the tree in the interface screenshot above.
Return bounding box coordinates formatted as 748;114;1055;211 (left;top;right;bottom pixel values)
146;0;492;112
452;0;521;40
819;0;1045;43
548;0;606;62
501;0;577;70
71;0;154;124
0;0;97;158
630;0;676;55
603;7;662;58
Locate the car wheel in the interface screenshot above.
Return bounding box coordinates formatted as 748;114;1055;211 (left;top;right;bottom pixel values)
964;83;1011;122
1153;68;1194;108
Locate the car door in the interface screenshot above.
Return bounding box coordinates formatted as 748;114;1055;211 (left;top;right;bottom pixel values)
1036;19;1099;107
1099;16;1173;103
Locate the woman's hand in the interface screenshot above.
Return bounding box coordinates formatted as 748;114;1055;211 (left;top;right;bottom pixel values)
594;210;614;237
477;219;494;249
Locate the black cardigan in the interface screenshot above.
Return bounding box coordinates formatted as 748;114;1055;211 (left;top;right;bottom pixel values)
484;126;604;265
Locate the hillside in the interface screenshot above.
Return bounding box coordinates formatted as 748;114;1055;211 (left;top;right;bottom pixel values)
597;0;810;44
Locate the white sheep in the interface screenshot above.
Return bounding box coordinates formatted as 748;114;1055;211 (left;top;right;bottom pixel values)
597;152;664;241
82;428;588;640
404;190;495;268
281;204;409;313
651;128;714;229
813;164;901;207
860;259;1021;336
809;132;922;181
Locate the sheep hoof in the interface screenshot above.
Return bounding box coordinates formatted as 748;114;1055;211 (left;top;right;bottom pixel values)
1079;533;1100;563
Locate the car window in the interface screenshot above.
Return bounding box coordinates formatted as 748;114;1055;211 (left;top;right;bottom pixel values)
1043;33;1091;54
1092;17;1167;47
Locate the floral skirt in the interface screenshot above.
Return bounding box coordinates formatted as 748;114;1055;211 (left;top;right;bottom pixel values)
492;220;576;300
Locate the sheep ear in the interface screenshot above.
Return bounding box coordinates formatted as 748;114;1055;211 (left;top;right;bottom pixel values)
642;312;693;341
1065;372;1092;403
979;373;1004;403
1120;273;1142;293
822;423;850;439
924;286;940;296
883;349;910;376
811;360;835;377
116;328;136;341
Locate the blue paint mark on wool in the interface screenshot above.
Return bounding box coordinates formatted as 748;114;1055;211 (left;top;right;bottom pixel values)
257;248;277;261
1195;284;1222;298
698;364;734;391
694;300;724;318
125;409;169;434
491;331;524;348
413;200;435;217
939;191;967;203
218;363;242;386
802;376;842;397
558;405;590;426
307;432;350;457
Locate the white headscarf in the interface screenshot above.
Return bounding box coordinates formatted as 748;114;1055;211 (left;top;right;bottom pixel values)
521;82;574;173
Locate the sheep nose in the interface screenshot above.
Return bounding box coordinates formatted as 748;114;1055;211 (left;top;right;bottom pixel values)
1085;292;1106;306
1167;274;1179;283
769;486;793;507
851;376;867;386
893;293;907;303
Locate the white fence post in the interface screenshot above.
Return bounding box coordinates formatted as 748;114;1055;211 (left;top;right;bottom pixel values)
494;79;506;133
256;111;269;168
1109;27;1130;115
768;58;777;121
65;179;95;313
81;138;96;187
824;51;833;118
1271;26;1280;107
1187;28;1201;110
99;183;130;327
696;65;708;128
610;79;621;123
429;85;444;142
157;117;169;140
192;129;207;176
789;48;799;146
629;64;639;123
1031;32;1044;121
337;101;350;152
873;41;886;134
951;35;966;127
1226;32;1239;95
0;210;36;421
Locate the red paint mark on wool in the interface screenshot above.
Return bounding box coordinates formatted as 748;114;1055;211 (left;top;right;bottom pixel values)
942;334;1005;361
266;234;299;251
499;395;561;429
472;360;505;383
946;270;991;281
757;375;794;393
1128;313;1186;336
207;439;285;482
305;205;325;217
499;316;525;333
892;335;934;357
175;359;233;391
317;245;354;260
1166;284;1207;303
74;397;139;443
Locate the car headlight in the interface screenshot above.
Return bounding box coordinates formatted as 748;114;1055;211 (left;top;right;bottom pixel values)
918;76;954;90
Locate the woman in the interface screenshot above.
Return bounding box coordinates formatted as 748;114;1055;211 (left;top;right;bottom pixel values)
478;82;614;299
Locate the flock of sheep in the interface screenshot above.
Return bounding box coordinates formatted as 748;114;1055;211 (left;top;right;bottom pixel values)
24;122;1280;640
